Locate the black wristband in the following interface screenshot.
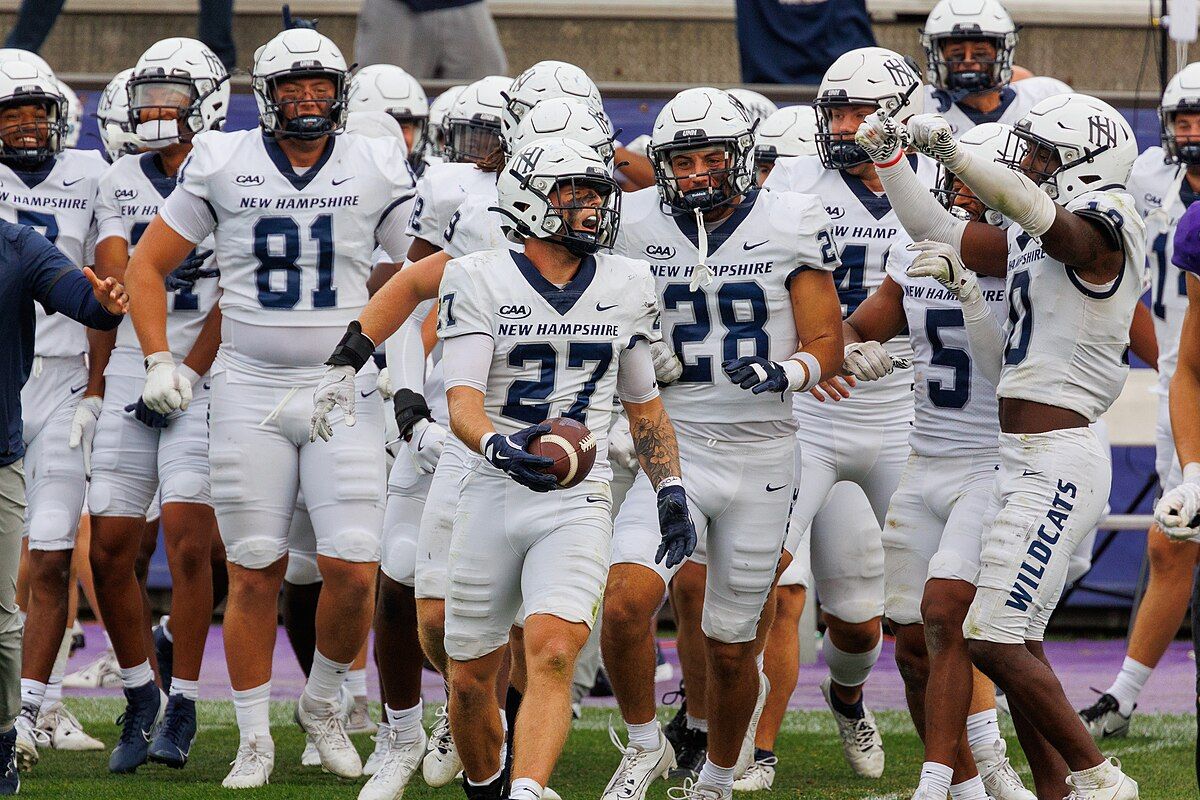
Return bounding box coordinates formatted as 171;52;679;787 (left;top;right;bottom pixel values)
392;388;434;439
325;320;376;371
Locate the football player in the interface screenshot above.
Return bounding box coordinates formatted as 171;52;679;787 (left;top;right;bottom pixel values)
899;94;1143;799
762;47;931;779
0;59;108;772
85;37;228;773
349;64;429;174
920;0;1071;135
123;28;415;788
600;87;843;800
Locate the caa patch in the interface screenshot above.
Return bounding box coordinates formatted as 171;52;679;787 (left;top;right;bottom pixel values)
498;304;531;319
645;244;675;259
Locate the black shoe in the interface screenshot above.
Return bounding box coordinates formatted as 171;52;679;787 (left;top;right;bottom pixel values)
662;681;687;753
153;621;174;695
0;729;19;795
70;629;86;657
148;695;197;768
668;724;707;780
462;771;505;800
1079;690;1133;738
589;667;613;698
109;682;165;773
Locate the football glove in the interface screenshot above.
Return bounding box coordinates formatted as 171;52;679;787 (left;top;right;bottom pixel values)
855;111;908;165
410;418;446;474
482;424;558;492
842;341;896;382
376;367;394;400
905;114;961;168
655;483;697;569
906;240;979;299
142;352;192;414
164;249;217;293
650;341;683;385
723;356;792;395
1155;480;1200;541
393;388;434;441
125;398;171;429
309;364;357;442
68;395;103;477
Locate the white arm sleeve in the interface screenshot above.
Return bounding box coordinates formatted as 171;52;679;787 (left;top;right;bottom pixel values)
383;311;429;394
159;185;217;245
960;286;1007;386
377;196;415;262
876;158;967;249
617;339;661;404
949;148;1057;238
441;332;493;394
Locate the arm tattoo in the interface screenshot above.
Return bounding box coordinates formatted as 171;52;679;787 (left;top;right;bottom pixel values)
629;408;682;489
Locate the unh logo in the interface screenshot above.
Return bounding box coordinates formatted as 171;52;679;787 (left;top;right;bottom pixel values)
645;244;675;258
1088;115;1118;149
498;304;530;319
884;58;916;88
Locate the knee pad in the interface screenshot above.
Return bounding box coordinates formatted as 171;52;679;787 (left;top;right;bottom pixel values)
285;549;321;585
209;449;251;508
823;636;882;688
225;536;287;570
317;528;380;564
25;507;77;552
160;470;210;507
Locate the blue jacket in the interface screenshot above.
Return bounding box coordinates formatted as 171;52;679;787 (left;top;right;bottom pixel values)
1;219;123;466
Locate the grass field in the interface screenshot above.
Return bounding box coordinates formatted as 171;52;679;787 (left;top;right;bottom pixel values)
20;699;1196;799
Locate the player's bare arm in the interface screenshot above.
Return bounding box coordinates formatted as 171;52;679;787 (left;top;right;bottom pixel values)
790;269;846;380
445;384;494;456
125;216;197;356
181;305;223;377
358;250;452;345
622;396;682;490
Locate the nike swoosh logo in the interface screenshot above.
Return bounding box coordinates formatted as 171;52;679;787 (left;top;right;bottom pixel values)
332;177;353;186
1022;469;1043;477
360;389;378;398
766;484;787;492
743;240;769;251
69;385;86;394
63;177;84;187
596;303;618;312
140;728;153;741
585;496;607;503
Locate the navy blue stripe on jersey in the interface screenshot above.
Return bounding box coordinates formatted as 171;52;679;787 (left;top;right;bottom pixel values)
672;188;760;257
377;196;410;231
139;153;176;199
262;133;336;190
1065;261;1125;300
510;251;596;315
12;158;54;190
951;87;1017;127
784;265;818;289
839;169;892;221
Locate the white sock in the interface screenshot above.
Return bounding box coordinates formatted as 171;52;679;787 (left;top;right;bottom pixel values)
467;767;503;787
44;679;62;707
1106;657;1151;716
346;667;368;699
385;701;424;745
755;652;764;672
686;713;708;733
304;649;351;705
232;682;272;743
625;719;661;750
950;775;989;799
918;761;954;798
697;758;735;791
509;777;542;800
119;660;154;690
1070;759;1118;790
965;708;1001;752
170;677;199;701
103;630;113;652
19;679;46;714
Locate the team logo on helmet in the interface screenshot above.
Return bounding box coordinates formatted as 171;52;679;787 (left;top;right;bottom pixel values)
1088;115;1118;149
885;58;918;87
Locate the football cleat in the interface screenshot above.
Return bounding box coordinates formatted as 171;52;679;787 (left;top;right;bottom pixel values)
63;649;122;688
1079;692;1133;739
148;694;197;768
820;676;884;779
109;682;167;773
422;705;463;787
667;779;731;800
363;723;391;776
222;734;274;789
347;695;374;735
297;692;362;778
301;735;321;767
668;724;706;781
36;702;104;751
601;724;675;800
661;682;688;754
732;755;777;792
0;729;19;796
358;726;427;800
13;709;39;771
973;738;1035;800
733;672;770;779
1063;758;1138;800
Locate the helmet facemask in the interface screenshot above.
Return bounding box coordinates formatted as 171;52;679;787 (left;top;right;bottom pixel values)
0;95;64;167
932;166;1004;226
927;33;1012;96
389;112;429;167
998;125;1094;201
814;100;876;171
264;70;347;140
651;136;754;214
128;74;201;149
1161;105;1200;166
445;117;501;166
500;170;621;257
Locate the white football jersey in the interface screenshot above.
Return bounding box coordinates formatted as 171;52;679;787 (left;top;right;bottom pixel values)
172;129;415;371
442;188;514;258
406;161;495;249
613;186;838;437
926;76;1073;136
887;244;1006;457
95;152;220;376
437;249;661;482
1129;147;1191;393
1000;189;1146;421
766;155;931;423
0;150;105;357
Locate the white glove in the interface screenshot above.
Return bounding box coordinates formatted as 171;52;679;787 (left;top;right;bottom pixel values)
377;367;394;400
905;114;962;168
409;418;446;474
855;111;908;165
651;341;683;385
309;364;358;442
1154;472;1200;540
607;413;638;473
68;395;103;477
842;341;895;381
906;240;979;300
142;352;192;414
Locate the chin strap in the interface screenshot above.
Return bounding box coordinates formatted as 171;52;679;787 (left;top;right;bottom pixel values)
689;207;713;292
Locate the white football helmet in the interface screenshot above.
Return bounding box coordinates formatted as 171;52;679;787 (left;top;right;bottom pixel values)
933;121;1012;225
128;37;228;149
728;88;778;126
444;75;508;164
0;49;53;78
98;68;138;162
427;84;467;159
345;109;407;148
0;61;66;165
815;47;923;170
921;0;1018;96
1160;63;1200;165
501;60;603;143
54;77;81;148
649;87;755;212
349;64;428;164
496;137;621;256
252;28;348;139
755;105;817;164
998;93;1137;203
508;97;615;169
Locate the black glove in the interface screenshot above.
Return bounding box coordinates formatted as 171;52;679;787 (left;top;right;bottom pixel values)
282;4;319;29
482;424;557;492
722;356;790;395
393;388;434;441
655;483;697;568
165;249;217;293
124;398;171;429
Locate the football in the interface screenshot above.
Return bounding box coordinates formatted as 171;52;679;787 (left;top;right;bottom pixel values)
527;417;599;489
